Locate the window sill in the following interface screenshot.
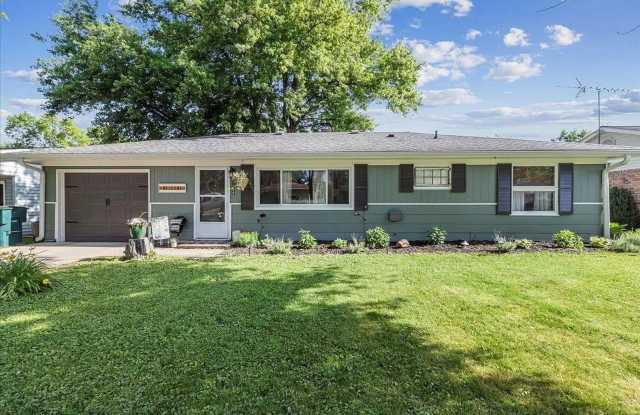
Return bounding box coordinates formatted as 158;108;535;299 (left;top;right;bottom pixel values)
255;205;353;211
413;186;451;191
510;211;559;217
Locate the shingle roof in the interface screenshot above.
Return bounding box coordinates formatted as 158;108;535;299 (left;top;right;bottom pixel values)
9;131;640;156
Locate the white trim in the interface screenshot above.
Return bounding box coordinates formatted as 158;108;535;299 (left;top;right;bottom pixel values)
230;202;240;206
150;202;195;205
603;167;611;238
194;167;231;240
55;169;151;243
368;202;497;206
254;166;354;211
414;166;451;190
0;180;5;206
44;201;57;204
574;202;603;205
511;164;558;216
510;211;559;217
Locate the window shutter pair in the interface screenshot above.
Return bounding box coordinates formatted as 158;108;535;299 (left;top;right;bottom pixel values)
240;164;254;210
398;164;466;193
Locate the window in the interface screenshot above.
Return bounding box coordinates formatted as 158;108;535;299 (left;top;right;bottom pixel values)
0;181;4;206
257;168;351;207
415;167;450;188
512;166;557;214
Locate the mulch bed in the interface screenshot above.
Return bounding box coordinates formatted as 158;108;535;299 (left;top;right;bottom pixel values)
214;241;598;256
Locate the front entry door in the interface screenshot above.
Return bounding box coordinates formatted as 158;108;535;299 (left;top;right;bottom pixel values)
196;169;229;239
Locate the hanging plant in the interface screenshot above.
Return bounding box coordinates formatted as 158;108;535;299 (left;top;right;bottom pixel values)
230;170;250;192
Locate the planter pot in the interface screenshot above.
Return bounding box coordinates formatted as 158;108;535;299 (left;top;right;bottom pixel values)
129;225;147;239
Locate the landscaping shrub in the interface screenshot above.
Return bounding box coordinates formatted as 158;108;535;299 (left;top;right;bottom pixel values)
427;226;447;245
364;227;390;249
589;236;611;249
610;187;640;228
496;241;517;253
0;250;49;300
234;231;259;247
553;230;584;251
331;238;348;249
610;222;627;240
515;239;533;250
264;238;293;255
259;235;274;249
610;230;640;253
346;236;367;254
297;229;317;249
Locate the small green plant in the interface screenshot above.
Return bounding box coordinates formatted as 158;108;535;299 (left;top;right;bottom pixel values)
297;229;317;249
427;226;447;245
265;237;293;255
609;222;627;240
553;230;584;251
589;236;611;249
610;230;640;253
496;241;517;253
0;249;50;300
364;227;390;249
234;231;259;247
259;235;274;249
514;239;533;250
331;238;348;249
346;236;367;254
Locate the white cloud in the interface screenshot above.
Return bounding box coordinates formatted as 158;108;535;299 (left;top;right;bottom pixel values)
603;90;640;114
372;22;394;37
503;27;530;47
408;40;486;85
539;42;550;50
2;69;39;82
422;88;479;106
465;29;482;40
546;24;583;46
9;98;46;109
0;109;10;119
393;0;473;17
409;19;422;29
486;54;542;82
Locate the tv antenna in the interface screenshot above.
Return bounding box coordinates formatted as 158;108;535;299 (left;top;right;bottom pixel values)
558;78;633;143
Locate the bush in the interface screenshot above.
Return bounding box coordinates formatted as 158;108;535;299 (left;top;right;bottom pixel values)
297;229;317;249
264;237;293;255
610;230;640;253
346;236;367;254
364;227;390;249
331;238;348;249
515;239;533;250
589;236;611;249
610;187;640;228
0;250;49;300
496;241;517;253
234;231;259;247
427;226;447;245
553;230;584;251
258;235;273;249
610;222;627;240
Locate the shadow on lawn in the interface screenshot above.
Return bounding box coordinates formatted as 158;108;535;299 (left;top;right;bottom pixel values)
1;258;617;414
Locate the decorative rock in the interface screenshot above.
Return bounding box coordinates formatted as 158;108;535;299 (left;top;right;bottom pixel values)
459;240;470;248
396;239;411;248
124;237;155;259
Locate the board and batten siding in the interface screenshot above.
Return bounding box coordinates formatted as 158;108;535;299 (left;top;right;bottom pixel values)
43;166;196;241
232;164;605;241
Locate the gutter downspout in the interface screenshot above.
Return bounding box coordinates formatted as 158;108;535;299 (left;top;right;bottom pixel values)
24;162;46;243
602;155;632;238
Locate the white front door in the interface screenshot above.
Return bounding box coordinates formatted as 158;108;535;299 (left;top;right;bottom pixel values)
195;168;229;239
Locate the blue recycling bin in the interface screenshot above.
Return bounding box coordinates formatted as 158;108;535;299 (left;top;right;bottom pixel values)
0;207;11;248
9;207;28;246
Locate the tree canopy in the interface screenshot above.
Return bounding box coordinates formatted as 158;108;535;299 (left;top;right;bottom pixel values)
4;112;93;148
558;129;588;142
35;0;420;141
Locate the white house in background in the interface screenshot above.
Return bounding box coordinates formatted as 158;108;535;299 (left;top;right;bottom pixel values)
0;155;41;236
582;126;640;171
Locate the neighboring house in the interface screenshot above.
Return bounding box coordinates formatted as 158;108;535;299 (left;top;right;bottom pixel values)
0;157;41;236
582;126;640;207
6;132;639;242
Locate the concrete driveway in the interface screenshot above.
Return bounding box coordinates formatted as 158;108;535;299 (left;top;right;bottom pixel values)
1;242;224;267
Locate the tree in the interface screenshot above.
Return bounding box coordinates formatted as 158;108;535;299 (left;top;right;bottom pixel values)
4;112;93;148
610;187;640;228
35;0;420;141
558;129;588;142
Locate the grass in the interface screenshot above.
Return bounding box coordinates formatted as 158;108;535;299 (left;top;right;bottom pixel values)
1;253;639;414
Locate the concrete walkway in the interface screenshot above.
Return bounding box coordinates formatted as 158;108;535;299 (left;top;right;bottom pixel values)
1;242;224;267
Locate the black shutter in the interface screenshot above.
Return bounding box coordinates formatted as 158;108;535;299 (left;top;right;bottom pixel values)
451;164;466;193
558;163;574;214
496;164;512;215
354;164;368;211
399;164;414;193
240;164;254;210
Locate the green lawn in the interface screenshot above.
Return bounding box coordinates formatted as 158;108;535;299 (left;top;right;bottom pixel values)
1;253;639;414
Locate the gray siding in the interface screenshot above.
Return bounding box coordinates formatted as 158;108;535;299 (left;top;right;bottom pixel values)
1;162;41;235
0;175;15;206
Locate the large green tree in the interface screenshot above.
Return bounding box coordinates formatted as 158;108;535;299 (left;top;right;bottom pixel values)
35;0;420;141
4;112;93;148
558;129;588;142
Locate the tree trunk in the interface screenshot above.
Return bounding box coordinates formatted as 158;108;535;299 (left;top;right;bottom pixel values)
124;237;154;259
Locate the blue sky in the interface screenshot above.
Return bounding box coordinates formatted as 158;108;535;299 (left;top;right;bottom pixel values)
1;0;639;142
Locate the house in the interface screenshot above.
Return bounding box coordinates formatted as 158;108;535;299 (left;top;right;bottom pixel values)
0;157;42;236
6;132;639;243
582;126;640;207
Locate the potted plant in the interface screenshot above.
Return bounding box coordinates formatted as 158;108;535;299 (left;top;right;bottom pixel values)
127;215;148;239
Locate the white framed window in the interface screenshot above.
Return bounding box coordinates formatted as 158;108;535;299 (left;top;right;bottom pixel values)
256;168;351;209
415;167;450;189
0;181;4;206
512;165;557;215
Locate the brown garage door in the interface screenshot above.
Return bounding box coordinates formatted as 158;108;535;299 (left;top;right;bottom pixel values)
65;173;148;242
